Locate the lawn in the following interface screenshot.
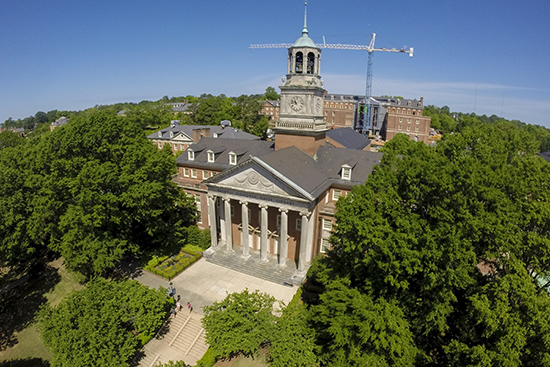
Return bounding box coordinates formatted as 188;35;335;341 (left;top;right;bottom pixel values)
0;258;83;365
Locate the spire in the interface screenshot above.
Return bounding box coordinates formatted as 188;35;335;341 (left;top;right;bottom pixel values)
302;1;308;35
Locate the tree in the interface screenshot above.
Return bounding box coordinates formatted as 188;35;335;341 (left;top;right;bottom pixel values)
269;302;317;367
308;124;550;365
0;130;25;149
5;111;195;275
202;289;276;358
264;86;280;100
309;280;418;367
39;278;170;367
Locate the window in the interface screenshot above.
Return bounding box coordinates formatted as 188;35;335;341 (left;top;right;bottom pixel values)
399;117;403;122
158;131;162;138
322;219;333;231
277;215;281;228
191;169;197;178
170;131;174;138
188;149;194;161
407;118;411;123
320;238;330;253
183;168;189;177
341;165;351;180
229;152;237;165
194;194;202;223
179;144;183;150
406;126;411;132
398;125;402;131
296;218;302;231
158;142;162;149
202;170;209;179
332;189;342;200
416;119;420;124
207;150;215;162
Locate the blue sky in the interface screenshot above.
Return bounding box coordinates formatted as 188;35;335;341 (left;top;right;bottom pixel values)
1;0;549;127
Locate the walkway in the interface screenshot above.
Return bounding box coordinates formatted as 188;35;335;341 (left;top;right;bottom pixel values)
132;257;298;366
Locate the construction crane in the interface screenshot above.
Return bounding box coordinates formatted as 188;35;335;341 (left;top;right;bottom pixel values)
250;34;413;134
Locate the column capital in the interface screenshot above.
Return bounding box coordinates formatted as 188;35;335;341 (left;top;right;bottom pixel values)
239;200;248;206
278;208;289;213
299;211;311;217
222;197;231;202
259;203;269;210
207;194;216;199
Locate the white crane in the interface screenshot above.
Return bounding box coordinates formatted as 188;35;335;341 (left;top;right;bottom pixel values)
250;33;413;134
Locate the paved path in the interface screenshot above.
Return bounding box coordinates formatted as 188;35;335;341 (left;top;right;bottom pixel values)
132;257;298;366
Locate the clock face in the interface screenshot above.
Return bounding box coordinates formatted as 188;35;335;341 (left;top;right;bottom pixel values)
290;96;304;112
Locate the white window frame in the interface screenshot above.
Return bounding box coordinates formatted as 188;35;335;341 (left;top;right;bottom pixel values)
191;169;197;178
157;142;162;149
183;168;189;177
341;165;351;181
207;150;215;163
322;219;333;231
202;170;209;179
188;149;195;161
332;189;342;201
229;152;237;165
320;238;330;253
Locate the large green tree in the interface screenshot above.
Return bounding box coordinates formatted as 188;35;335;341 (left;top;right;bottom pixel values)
40;278;170;367
308;125;550;366
202;289;276;359
0;110;195;275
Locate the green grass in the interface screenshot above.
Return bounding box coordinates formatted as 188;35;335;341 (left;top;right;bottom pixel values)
0;259;82;364
230;352;268;367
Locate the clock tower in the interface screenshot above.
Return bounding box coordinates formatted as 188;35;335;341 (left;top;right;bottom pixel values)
274;2;327;155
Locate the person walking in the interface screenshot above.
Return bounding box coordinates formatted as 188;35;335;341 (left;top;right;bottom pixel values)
187;302;192;313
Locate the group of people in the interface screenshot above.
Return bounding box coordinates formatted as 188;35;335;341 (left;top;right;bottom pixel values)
169;282;193;318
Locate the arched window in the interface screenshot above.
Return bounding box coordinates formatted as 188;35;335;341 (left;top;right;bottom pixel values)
307;52;315;74
295;52;303;73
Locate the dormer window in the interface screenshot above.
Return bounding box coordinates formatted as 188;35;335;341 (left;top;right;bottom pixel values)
229;152;237;165
213;133;218;138
188;149;194;161
169;131;174;138
207;150;215;163
158;131;162;138
341;164;352;180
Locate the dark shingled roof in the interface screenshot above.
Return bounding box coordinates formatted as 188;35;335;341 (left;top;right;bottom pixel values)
147;125;259;141
326;127;371;150
177;138;274;171
256;144;382;197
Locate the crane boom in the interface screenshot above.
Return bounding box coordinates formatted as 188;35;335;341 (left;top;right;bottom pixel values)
251;32;413;134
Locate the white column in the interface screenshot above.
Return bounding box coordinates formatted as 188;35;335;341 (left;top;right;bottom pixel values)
298;211;310;272
207;195;218;248
260;204;268;263
223;198;233;252
278;208;288;267
306;210;315;262
240;201;250;259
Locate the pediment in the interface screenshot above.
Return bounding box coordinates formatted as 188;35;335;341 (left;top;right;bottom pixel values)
208;162;308;200
171;132;192;142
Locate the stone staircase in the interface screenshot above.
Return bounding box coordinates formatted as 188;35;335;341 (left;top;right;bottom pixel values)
136;312;208;367
167;312;208;362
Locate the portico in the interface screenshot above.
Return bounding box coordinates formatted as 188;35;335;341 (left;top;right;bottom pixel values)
205;189;314;274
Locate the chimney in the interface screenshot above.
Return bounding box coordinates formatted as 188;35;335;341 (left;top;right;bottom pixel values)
201;128;210;138
420;97;424;104
192;129;202;143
